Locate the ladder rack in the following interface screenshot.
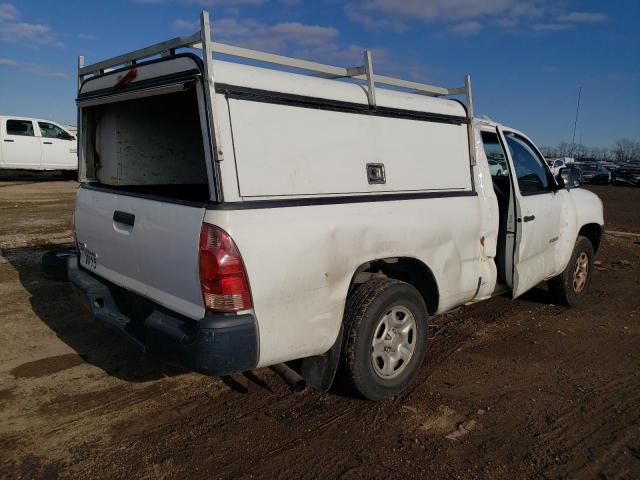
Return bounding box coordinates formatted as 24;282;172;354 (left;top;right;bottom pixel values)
77;10;476;164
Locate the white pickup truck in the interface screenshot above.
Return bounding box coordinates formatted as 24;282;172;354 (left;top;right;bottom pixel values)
0;116;77;172
68;12;604;400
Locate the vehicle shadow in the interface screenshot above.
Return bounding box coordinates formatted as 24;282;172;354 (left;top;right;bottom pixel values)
0;169;75;183
4;244;184;382
518;285;554;305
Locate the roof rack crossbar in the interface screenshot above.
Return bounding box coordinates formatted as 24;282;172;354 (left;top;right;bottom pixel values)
79;32;201;76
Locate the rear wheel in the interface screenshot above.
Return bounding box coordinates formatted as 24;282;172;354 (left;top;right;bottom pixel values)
339;278;429;401
548;236;594;306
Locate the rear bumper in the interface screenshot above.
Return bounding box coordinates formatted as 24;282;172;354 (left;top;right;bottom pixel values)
68;257;259;376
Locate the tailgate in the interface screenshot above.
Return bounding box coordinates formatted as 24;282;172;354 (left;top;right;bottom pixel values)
74;186;206;319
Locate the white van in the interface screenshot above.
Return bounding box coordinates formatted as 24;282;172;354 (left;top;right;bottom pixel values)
68;12;604;400
0;116;77;172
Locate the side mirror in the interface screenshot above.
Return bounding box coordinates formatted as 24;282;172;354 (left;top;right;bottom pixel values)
558;166;581;189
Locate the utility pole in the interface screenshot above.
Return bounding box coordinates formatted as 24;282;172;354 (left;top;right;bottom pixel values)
570;86;582;157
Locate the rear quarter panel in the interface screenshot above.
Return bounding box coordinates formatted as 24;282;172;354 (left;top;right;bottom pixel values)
205;196;483;367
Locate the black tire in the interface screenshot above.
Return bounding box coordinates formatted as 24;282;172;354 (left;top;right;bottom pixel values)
41;248;77;282
339;277;429;401
548;236;594;306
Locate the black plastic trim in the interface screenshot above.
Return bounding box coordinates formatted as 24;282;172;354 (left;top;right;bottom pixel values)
77;72;198;102
216;83;468;126
67;257;259;376
207;190;477;210
82;183;476;210
113;210;135;226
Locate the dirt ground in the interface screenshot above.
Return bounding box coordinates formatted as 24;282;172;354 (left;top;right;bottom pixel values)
1;177;639;480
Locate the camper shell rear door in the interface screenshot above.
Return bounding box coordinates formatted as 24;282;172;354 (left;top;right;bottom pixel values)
74;55;215;320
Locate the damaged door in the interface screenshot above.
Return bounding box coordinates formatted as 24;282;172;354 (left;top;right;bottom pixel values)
500;129;562;298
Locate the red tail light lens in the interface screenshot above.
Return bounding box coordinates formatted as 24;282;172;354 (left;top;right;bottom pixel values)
199;224;253;312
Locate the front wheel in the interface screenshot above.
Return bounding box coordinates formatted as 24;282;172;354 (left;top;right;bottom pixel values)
548;236;595;306
339;278;429;401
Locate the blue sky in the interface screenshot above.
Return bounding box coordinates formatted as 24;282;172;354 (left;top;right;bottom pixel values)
0;0;638;148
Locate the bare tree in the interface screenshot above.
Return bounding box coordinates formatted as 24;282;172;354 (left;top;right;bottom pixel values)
539;139;638;163
613;138;640;163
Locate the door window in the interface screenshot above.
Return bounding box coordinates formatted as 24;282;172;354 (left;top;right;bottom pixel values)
504;133;551;195
481;131;509;177
6;119;35;136
38;122;70;140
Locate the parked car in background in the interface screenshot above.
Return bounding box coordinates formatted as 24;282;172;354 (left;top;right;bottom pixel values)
612;164;640;187
487;154;508;176
546;157;567;176
600;162;618;172
0;116;77;172
578;164;610;184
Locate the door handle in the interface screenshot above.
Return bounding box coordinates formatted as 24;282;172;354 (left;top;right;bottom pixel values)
3;139;14;142
523;215;536;223
42;141;53;145
113;211;135;227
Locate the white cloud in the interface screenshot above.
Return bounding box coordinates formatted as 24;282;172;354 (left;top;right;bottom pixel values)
0;57;70;80
174;14;429;81
531;23;571;31
0;3;18;22
135;0;267;5
344;1;607;34
345;0;523;29
175;17;338;53
0;4;63;47
558;11;608;23
0;22;56;43
173;18;199;31
449;21;482;36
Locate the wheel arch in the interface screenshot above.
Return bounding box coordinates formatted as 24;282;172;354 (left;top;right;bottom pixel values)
578;223;603;254
297;256;440;393
348;256;440;315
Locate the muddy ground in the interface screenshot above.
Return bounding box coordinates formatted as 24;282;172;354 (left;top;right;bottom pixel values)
0;177;639;479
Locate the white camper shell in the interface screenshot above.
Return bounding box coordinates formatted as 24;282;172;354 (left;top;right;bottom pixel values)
69;11;604;400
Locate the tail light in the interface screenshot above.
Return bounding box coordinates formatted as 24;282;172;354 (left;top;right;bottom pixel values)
199;224;253;312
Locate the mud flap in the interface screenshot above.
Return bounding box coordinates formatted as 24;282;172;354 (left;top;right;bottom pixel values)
298;323;344;392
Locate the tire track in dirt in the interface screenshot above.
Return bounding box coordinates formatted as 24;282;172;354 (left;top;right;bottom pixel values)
533;373;640;477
